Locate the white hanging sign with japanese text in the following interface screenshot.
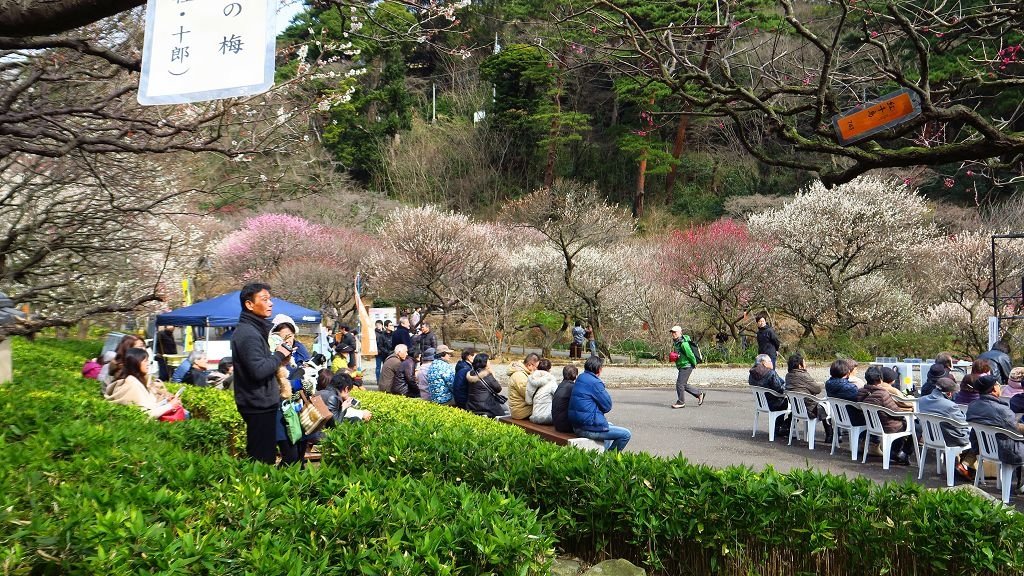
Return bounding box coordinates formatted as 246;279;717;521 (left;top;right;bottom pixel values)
138;0;276;105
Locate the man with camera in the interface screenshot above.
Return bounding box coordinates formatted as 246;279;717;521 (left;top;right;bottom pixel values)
231;283;293;465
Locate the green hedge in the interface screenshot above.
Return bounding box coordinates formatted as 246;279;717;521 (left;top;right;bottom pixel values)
7;338;1024;575
0;338;554;575
317;393;1024;576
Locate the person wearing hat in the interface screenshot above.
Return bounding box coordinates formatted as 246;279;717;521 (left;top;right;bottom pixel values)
856;366;915;466
1000;367;1024;400
270;314;310;392
333;325;357;367
921;353;956;396
669;325;705;409
415;347;436;400
426;345;457;405
966;374;1024;468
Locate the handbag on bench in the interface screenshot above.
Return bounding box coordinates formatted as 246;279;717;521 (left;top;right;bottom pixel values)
298;390;330;435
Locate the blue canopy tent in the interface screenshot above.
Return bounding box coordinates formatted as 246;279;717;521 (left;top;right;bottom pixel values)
155;291;321;327
154;292;322;360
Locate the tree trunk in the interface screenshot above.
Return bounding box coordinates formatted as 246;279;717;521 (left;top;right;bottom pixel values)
633;150;647;219
663;114;689;201
0;0;145;37
543;74;564;187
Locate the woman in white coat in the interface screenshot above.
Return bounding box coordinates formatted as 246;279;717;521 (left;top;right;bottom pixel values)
104;348;182;418
526;358;559;424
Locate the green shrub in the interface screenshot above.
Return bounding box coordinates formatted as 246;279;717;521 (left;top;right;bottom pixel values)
321;391;1024;576
0;338;554;575
800;330;959;363
180;385;246;454
8;338;1024;576
613;338;658;360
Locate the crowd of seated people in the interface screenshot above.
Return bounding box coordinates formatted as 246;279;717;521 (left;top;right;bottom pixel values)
749;349;1024;482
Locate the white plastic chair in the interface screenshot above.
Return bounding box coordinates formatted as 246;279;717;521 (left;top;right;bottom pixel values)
785;392;830;450
916;413;971;487
860;403;919;470
750;387;790;442
972;423;1024;504
828;398;867;460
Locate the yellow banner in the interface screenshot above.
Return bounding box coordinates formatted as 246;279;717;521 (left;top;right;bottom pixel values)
182;279;193;351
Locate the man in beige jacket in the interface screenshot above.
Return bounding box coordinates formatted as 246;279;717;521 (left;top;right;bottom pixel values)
508;353;539;420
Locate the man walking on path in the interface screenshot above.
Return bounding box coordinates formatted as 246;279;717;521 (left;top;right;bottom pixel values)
670;326;705;409
231;283;293;465
756;313;782;370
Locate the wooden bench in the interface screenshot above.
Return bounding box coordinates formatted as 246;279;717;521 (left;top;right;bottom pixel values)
496;416;604;452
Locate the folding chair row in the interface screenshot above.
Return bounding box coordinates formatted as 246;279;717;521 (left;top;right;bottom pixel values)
752;388;1024;503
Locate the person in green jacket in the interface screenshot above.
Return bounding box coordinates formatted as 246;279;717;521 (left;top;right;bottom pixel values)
670;325;705;409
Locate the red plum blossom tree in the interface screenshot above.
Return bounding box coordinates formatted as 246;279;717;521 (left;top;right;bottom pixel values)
214;213;372;320
662;219;770;342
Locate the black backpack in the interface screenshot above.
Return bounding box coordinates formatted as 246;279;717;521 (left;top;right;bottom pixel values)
683;335;703;364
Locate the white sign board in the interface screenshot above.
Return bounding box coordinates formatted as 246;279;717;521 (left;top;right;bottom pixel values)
988;316;1000;350
139;0;276;105
369;307;397;326
194;339;232;363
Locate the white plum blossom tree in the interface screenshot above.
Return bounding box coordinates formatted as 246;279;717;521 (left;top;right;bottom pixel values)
502;180;637;357
749;176;934;333
916;229;1024;354
365;205;480;333
448;223;539;357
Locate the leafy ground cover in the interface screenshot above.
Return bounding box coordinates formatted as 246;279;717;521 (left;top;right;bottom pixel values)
0;338;553;575
4;338;1023;575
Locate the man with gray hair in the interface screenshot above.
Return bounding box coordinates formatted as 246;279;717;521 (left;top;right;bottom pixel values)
748;353;789;432
171;349;202;383
378;343;409;395
391;317;413;351
182;350;210;387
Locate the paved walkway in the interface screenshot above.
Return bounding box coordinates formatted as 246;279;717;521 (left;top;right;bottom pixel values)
367;366;1013;501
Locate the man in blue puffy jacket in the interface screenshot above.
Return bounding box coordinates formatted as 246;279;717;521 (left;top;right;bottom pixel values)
568;356;631;451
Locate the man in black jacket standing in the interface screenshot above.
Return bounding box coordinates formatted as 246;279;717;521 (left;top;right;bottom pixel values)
978;340;1012;385
374;320;391;383
392;316;413;351
755;313;782;370
231;283;292;464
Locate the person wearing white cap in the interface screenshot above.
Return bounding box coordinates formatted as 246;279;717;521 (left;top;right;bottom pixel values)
669;325;705;409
